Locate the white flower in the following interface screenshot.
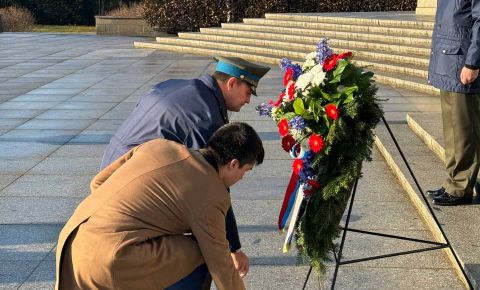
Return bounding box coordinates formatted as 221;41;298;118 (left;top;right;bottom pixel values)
290;128;305;141
312;71;326;86
310;64;323;74
305;51;317;60
302;88;311;97
308;64;326;86
302;58;316;70
271;106;280;121
295;72;313;91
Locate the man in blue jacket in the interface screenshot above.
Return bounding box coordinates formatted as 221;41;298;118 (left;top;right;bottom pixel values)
427;0;480;205
100;56;270;277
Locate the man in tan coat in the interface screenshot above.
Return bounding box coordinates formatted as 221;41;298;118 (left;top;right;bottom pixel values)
55;122;264;290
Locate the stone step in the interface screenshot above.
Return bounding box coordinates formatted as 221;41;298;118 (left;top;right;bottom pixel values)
134;40;435;94
406;113;445;163
264;12;435;30
178;33;429;79
181;31;431;57
354;60;427;79
219;23;432;47
374;120;478;289
154;37;430;69
133;41;280;64
243;18;433;38
373;69;438;95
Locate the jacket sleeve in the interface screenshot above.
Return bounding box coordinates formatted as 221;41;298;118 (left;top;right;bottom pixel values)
157;113;210;150
90;145;139;192
190;202;245;290
226;206;242;252
466;0;480;67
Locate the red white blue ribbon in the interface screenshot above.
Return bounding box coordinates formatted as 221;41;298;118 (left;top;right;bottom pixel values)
278;172;300;230
283;183;305;252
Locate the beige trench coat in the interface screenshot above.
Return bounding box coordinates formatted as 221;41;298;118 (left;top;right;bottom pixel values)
55;139;245;290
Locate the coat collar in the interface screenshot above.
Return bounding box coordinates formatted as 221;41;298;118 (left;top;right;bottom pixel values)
200;74;229;124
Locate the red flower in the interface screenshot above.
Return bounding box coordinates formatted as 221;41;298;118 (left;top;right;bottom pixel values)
325;104;339;120
274;92;285;107
322;54;340;72
338;51;352;60
281;134;295;152
304;179;320;198
287;82;296;100
307;179;320;189
283;67;293;86
293;158;303;174
278;118;289;137
303;189;313;198
268;99;273;105
308;133;324;153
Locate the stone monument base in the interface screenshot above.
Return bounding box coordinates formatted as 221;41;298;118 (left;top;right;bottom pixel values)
416;0;436;16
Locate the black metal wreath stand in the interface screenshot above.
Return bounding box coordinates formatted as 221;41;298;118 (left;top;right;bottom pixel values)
301;116;473;290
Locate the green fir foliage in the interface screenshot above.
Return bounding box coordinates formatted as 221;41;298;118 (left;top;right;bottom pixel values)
296;68;383;275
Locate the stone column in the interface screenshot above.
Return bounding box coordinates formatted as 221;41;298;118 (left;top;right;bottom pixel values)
416;0;437;15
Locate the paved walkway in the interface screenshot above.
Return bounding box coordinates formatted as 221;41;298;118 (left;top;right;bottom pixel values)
0;33;463;289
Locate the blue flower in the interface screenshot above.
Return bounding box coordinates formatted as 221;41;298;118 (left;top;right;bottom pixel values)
316;38;333;64
256;103;273;117
289;116;306;130
280;58;292;71
291;63;303;80
298;151;316;184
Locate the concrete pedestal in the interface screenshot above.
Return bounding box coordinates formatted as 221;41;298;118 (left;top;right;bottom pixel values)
416;0;437;15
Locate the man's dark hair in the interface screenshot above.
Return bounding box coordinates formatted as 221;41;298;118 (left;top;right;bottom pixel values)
212;71;233;84
207;122;264;167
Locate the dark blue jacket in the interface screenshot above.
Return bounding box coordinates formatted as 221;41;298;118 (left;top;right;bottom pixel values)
100;74;242;251
428;0;480;93
101;75;228;166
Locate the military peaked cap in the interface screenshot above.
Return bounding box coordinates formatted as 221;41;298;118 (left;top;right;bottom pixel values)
214;56;271;95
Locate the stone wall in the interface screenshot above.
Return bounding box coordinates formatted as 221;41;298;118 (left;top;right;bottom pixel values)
95;16;155;37
416;0;436;15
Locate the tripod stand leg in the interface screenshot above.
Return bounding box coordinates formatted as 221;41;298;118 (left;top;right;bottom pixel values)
302;266;313;290
331;178;359;289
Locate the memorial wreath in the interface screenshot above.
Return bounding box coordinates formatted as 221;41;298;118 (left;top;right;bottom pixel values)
257;38;383;274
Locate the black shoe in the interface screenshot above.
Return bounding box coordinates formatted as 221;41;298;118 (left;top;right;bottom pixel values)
432;192;472;206
426;187;445;199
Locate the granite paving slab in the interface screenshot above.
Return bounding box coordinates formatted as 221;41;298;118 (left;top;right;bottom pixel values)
0;224;61;261
0;159;44;175
16;119;94;131
28;157;101;175
0;101;59;110
34;109;110;120
1;175;92;198
26;88;85;95
0;129;79;145
52;101;117;110
0;261;38;290
68;130;114;144
0;197;82;224
0;142;60;159
10;94;73;102
0;109;44;119
0;119;28;130
84;119;124;131
0;175;20;191
17;261;55;290
48;143;106;158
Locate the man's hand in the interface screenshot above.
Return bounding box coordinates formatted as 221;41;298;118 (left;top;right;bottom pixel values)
460;66;479;85
231;250;249;278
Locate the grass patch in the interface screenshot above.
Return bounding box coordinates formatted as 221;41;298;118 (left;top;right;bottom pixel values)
32;25;95;33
